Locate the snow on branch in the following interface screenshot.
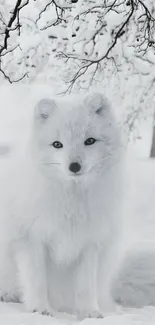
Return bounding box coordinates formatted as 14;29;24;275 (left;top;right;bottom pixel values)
0;0;154;89
0;0;29;55
36;0;72;30
0;0;72;82
0;0;29;82
59;0;155;92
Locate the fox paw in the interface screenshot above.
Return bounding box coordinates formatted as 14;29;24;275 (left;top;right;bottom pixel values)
88;310;104;318
25;300;54;317
0;293;20;303
33;308;53;316
78;309;104;320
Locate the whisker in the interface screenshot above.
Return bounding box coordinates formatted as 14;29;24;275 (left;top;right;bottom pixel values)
43;162;61;165
91;154;113;163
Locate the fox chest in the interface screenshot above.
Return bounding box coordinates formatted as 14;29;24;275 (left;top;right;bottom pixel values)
49;227;85;265
45;199;100;264
35;186;104;264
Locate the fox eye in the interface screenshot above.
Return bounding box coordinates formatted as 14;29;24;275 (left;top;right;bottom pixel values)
84;138;96;146
51;141;63;149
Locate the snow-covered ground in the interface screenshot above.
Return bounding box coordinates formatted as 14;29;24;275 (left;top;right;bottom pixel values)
1;303;155;325
1;85;155;324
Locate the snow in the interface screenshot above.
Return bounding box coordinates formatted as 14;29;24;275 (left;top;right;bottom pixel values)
0;303;75;325
1;303;155;325
127;115;153;159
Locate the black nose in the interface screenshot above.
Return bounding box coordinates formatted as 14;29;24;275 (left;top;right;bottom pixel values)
69;162;81;173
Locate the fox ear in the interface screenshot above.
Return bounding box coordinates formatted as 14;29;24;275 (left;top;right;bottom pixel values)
35;98;56;121
84;92;108;115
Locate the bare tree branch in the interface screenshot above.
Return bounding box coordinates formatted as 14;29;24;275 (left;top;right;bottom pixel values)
36;1;53;24
0;0;29;56
0;0;155;88
0;0;29;82
0;67;28;83
60;0;155;91
36;0;71;30
59;0;135;91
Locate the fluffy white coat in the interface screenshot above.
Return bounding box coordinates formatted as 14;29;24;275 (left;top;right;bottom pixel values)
0;92;125;318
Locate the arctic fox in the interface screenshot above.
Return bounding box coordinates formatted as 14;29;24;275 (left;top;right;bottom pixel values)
0;92;124;318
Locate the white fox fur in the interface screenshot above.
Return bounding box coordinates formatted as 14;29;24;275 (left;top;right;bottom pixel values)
112;245;155;308
0;92;125;318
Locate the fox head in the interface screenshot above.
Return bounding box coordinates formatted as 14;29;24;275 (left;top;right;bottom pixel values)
34;92;122;181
